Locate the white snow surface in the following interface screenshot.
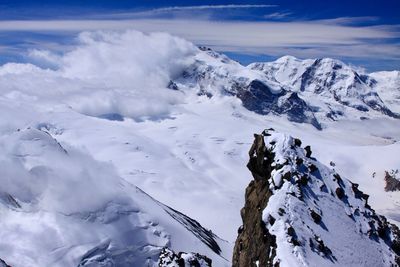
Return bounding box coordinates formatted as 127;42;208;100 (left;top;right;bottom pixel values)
263;132;397;266
0;30;399;266
370;71;400;113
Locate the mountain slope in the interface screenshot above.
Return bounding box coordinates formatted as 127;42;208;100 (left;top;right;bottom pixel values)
249;56;399;121
0;127;229;266
233;132;400;266
170;50;399;129
172;48;322;129
370;71;400;114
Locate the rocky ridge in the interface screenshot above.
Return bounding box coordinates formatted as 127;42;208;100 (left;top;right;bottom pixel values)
158;247;212;267
233;131;400;266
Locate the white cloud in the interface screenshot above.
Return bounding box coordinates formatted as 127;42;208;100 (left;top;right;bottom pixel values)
0;30;197;121
263;12;292;20
137;4;277;13
316;16;380;25
0;16;399;64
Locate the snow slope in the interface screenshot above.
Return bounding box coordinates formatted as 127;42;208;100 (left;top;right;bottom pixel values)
370;71;400;113
0;30;399;266
0;127;230;266
262;132;399;266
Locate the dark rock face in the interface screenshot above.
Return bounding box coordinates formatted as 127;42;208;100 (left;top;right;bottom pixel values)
0;258;11;267
247;133;273;181
232;134;277;267
234;80;284;115
276;92;322;130
232;179;277;267
234;80;322;130
158;247;212;267
335;187;345;199
161;205;221;255
310;210;322;224
384;171;400;192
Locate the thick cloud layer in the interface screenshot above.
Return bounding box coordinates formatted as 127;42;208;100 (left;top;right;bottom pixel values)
1;30;197;121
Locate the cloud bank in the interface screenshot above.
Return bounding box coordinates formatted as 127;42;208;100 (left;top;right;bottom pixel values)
0;18;399;61
0;30;197;121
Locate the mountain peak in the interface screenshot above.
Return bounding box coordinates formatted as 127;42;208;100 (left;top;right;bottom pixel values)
276;55;299;63
233;132;400;266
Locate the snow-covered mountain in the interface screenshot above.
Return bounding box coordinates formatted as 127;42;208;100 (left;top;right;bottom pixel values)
0;30;399;266
249;56;399;121
233;132;399;266
170;49;399;130
370;71;400;114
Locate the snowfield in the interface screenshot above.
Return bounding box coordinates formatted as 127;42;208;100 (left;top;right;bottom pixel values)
0;30;399;266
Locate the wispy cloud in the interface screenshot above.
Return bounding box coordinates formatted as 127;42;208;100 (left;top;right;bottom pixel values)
142;4;277;12
316;16;380;25
0;19;397;43
93;4;277;19
263;12;292;20
0;15;399;64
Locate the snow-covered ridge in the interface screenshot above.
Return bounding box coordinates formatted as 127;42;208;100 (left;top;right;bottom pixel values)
233;132;400;266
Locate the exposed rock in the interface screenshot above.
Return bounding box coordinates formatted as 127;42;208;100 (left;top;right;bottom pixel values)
0;258;11;267
233;134;277;267
310;209;322;224
293;138;302;147
308;163;318;173
384;171;400;192
295;157;304;166
247;133;273;181
158;247;212;267
232;178;277;267
304;145;312;158
297;174;309;186
167;80;179;91
335;187;345;199
0;192;21;209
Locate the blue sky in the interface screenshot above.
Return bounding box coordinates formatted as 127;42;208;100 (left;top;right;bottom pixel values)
0;0;399;71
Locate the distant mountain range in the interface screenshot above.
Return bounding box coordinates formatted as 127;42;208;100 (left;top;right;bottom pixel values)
171;47;400;129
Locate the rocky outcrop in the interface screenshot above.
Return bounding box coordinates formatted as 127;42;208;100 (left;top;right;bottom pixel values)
232;178;277;267
234;81;322;130
232;133;277;267
158;247;212;267
384;171;400;192
233;132;400;266
0;258;11;267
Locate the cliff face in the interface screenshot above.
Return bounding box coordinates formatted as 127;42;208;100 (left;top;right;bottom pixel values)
232;133;277;267
232;179;276;267
233;132;400;267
